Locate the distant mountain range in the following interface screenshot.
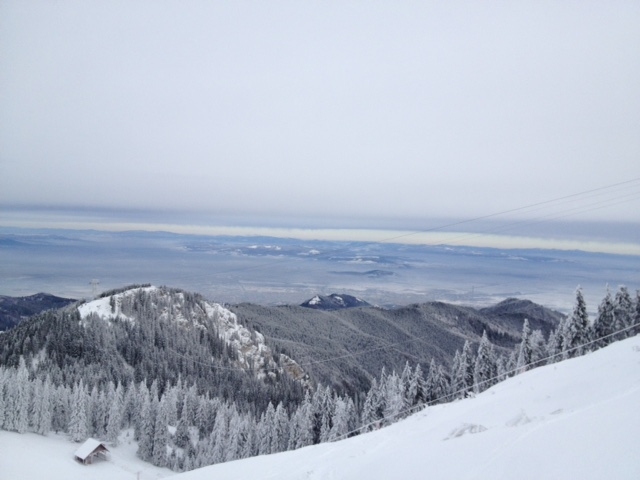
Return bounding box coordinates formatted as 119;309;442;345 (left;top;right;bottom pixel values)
0;293;76;331
0;287;564;396
300;293;371;310
232;295;564;394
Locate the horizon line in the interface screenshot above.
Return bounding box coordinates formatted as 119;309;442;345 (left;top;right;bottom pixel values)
1;217;639;257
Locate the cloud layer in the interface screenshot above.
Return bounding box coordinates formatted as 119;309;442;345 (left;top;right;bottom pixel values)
1;1;639;225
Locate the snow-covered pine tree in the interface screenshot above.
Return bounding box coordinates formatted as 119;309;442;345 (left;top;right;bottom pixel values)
328;397;350;441
473;331;497;393
242;416;258;458
382;371;404;424
258;402;275;455
613;286;634;340
106;382;125;445
529;329;547;368
562;287;590;358
137;390;155;461
289;390;314;449
68;379;88;442
15;357;30;434
51;385;70;434
274;402;290;453
634;290;640;336
33;376;52;435
0;368;6;429
451;341;474;399
425;358;450;404
225;408;246;462
516;319;533;373
361;378;383;432
122;382;138;429
592;288;615;348
152;396;170;467
2;367;17;431
89;385;109;438
311;385;334;444
449;350;462;399
410;363;427;407
400;362;414;410
546;323;564;365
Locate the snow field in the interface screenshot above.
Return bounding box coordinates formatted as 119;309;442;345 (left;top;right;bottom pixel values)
0;429;172;480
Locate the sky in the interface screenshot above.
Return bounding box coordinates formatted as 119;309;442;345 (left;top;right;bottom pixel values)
1;1;639;243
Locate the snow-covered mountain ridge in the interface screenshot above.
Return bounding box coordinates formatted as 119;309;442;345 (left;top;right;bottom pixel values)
173;334;640;480
77;286;307;383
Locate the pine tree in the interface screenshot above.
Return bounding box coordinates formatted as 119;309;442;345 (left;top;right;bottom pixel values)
15;357;30;434
152;397;170;467
361;378;383;432
69;380;88;442
563;287;590;358
516;319;533;373
0;368;6;430
52;385;70;434
592;288;615;348
451;341;474;399
107;382;125;445
546;324;564;365
273;402;290;452
634;290;640;336
474;331;497;393
137;392;155;461
410;364;427;407
382;371;404;424
328;397;350;441
529;329;547;368
613;286;634;340
289;390;313;449
258;403;275;455
225;409;245;462
33;377;52;435
400;362;414;410
425;358;450;404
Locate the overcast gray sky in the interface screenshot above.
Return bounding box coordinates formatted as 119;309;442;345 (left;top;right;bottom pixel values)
1;1;639;233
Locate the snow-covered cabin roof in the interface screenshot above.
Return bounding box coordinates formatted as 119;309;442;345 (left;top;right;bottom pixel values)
74;438;108;461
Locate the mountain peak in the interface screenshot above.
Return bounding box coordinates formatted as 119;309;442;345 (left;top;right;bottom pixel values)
300;293;370;310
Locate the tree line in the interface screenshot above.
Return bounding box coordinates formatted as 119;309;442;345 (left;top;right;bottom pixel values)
0;285;638;472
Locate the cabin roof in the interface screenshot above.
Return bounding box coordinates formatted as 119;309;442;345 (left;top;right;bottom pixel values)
74;438;108;460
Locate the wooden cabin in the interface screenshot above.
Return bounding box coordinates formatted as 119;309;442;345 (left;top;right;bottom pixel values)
74;438;109;465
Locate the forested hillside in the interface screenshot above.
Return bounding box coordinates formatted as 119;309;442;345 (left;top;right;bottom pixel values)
0;293;76;331
1;284;637;473
231;298;562;393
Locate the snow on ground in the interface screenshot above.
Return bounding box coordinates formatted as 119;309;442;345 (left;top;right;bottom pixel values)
78;286;157;322
0;429;172;480
1;337;639;480
174;335;640;480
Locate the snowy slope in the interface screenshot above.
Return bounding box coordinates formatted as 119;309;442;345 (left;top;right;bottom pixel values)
174;335;640;480
1;336;638;480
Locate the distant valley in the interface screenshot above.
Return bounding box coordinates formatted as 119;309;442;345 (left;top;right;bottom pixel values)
1;227;638;312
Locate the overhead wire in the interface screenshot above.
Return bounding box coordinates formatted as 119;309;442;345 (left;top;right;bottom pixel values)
333;321;640;441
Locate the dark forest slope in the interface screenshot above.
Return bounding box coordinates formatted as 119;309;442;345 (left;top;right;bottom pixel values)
231;298;563;393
